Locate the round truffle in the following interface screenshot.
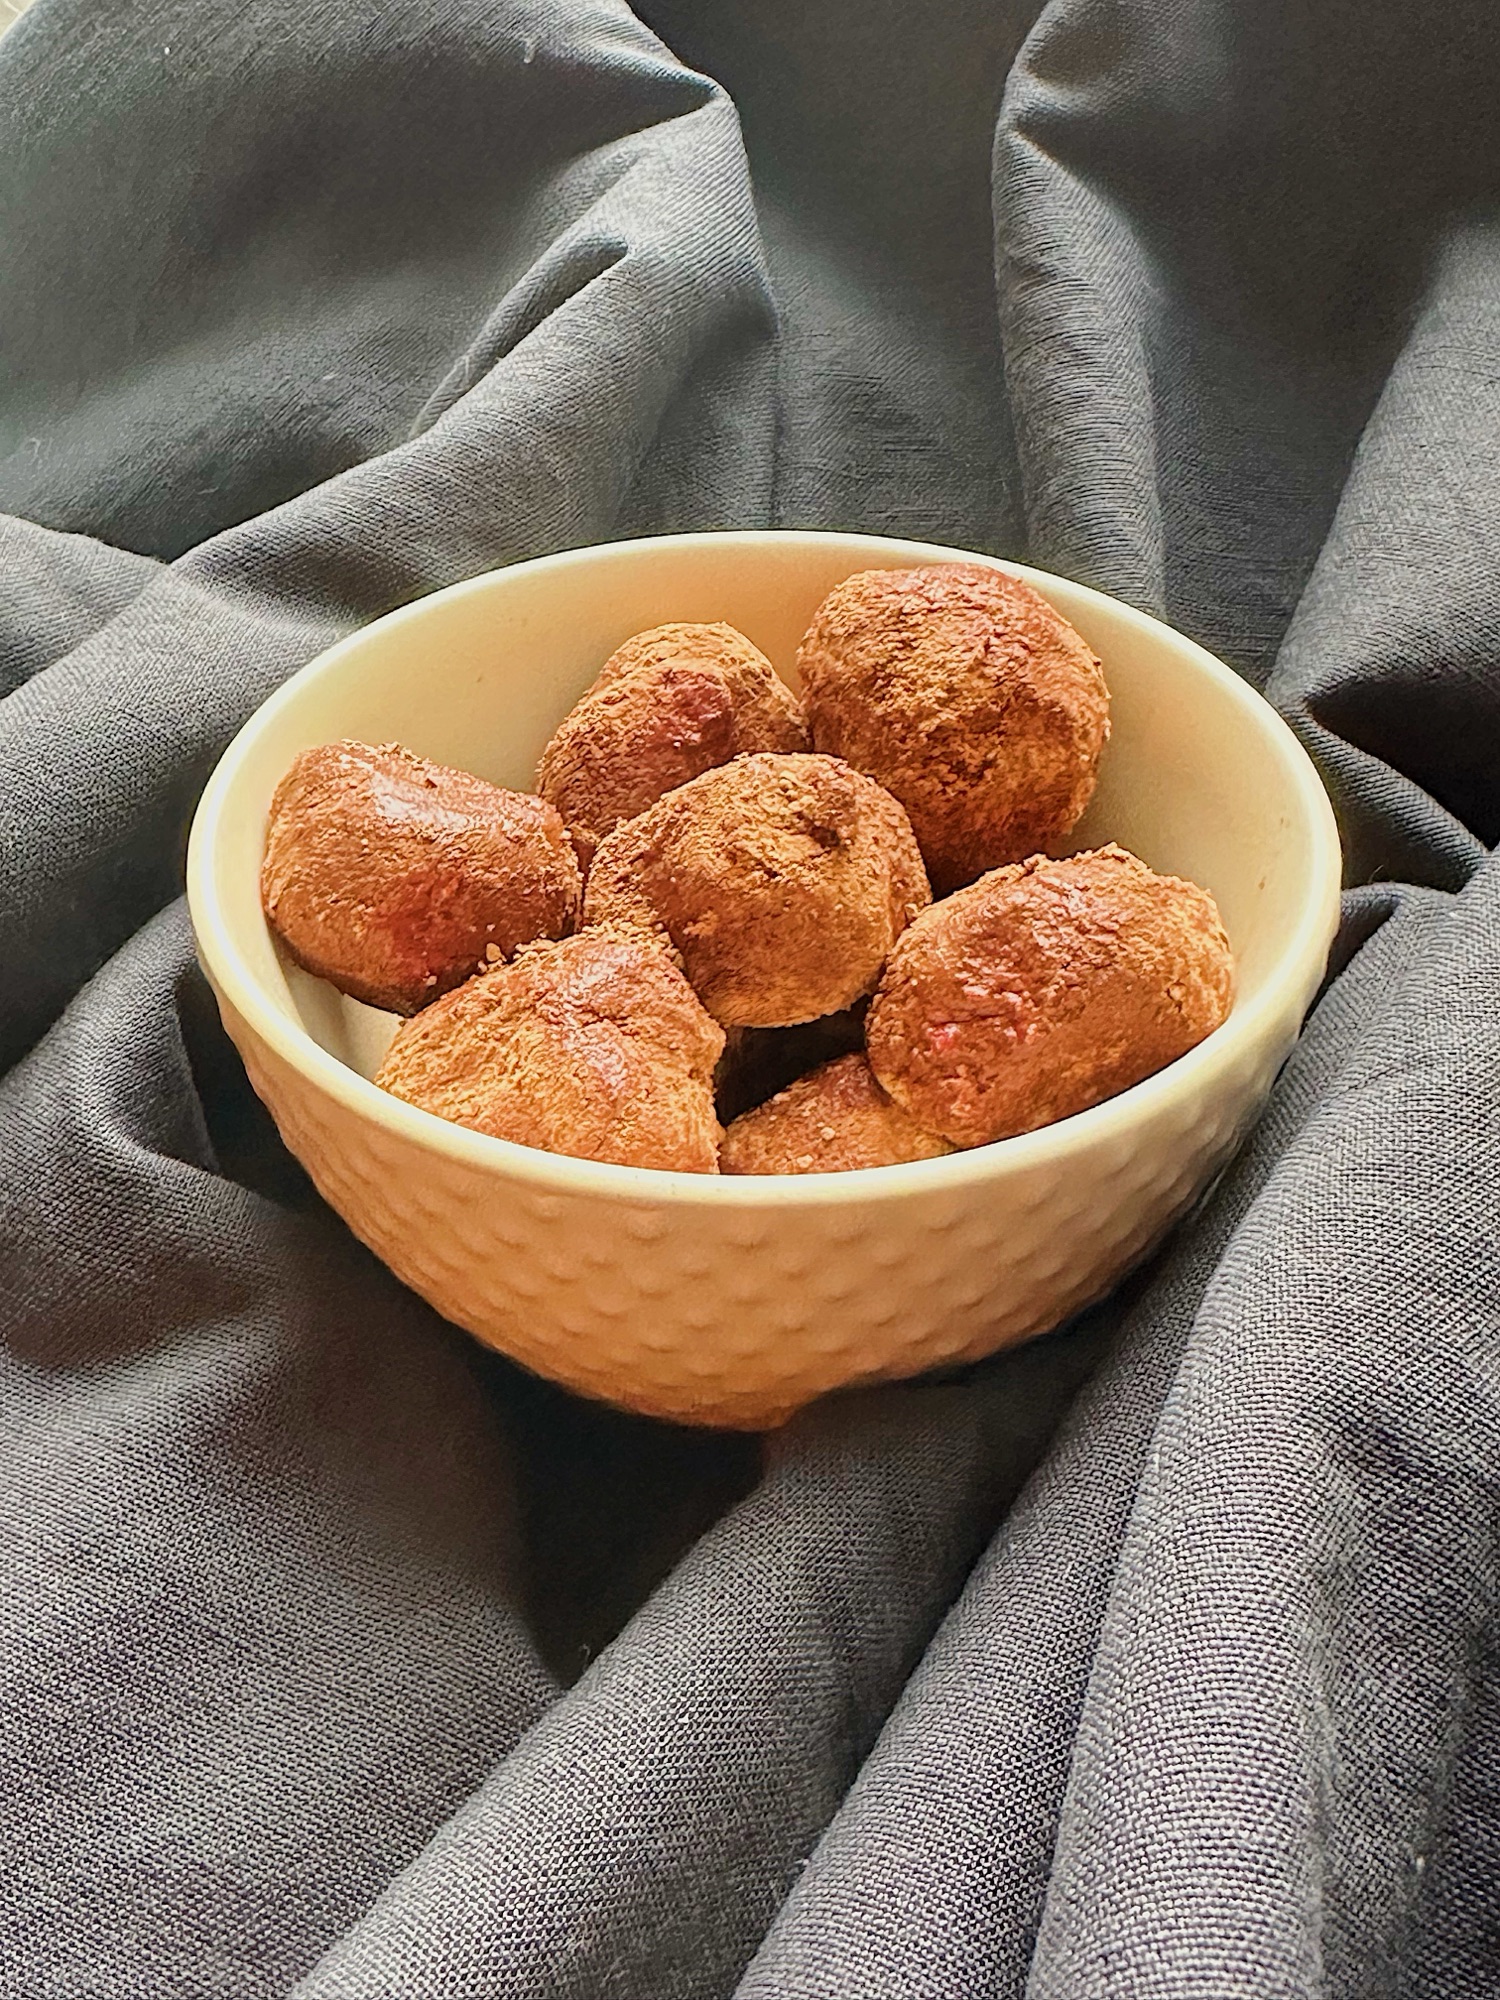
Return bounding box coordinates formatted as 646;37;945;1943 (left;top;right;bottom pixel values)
537;623;808;862
721;1053;955;1175
866;845;1234;1147
583;753;930;1028
797;564;1110;893
374;925;724;1172
262;740;581;1016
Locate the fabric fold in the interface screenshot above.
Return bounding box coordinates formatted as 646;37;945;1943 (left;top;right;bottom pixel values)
3;0;1500;1994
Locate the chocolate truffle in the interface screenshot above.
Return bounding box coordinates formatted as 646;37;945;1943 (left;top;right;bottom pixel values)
261;740;581;1016
797;564;1110;892
537;623;808;862
720;1053;954;1175
712;1006;869;1124
583;752;930;1028
866;845;1233;1146
374;925;724;1172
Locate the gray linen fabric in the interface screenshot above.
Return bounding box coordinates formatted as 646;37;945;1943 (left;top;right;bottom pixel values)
1;1;1497;1994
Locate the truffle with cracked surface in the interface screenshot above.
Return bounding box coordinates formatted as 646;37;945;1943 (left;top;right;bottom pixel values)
583;752;930;1028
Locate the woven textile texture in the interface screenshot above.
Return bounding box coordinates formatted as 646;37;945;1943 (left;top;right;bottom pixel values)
2;1;1499;1994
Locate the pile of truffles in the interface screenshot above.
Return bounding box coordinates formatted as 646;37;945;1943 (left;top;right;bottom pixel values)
261;567;1235;1175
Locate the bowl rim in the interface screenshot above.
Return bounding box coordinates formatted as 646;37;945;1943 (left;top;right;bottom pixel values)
186;528;1343;1210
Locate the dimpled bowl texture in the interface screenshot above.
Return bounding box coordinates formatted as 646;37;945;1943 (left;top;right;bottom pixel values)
187;532;1342;1429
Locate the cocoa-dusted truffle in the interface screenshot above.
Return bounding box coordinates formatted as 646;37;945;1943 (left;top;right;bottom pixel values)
374;925;724;1172
584;753;930;1028
261;741;581;1016
866;845;1233;1147
797;564;1110;892
721;1053;954;1175
713;1006;868;1124
537;623;808;862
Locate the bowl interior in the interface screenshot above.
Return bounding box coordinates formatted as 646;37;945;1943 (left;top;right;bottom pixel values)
195;531;1336;1116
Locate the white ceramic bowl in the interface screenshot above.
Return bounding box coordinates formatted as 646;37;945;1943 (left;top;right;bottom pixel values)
186;531;1341;1428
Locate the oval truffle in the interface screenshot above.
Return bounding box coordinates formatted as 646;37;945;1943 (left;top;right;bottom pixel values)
866;845;1233;1146
261;740;581;1016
